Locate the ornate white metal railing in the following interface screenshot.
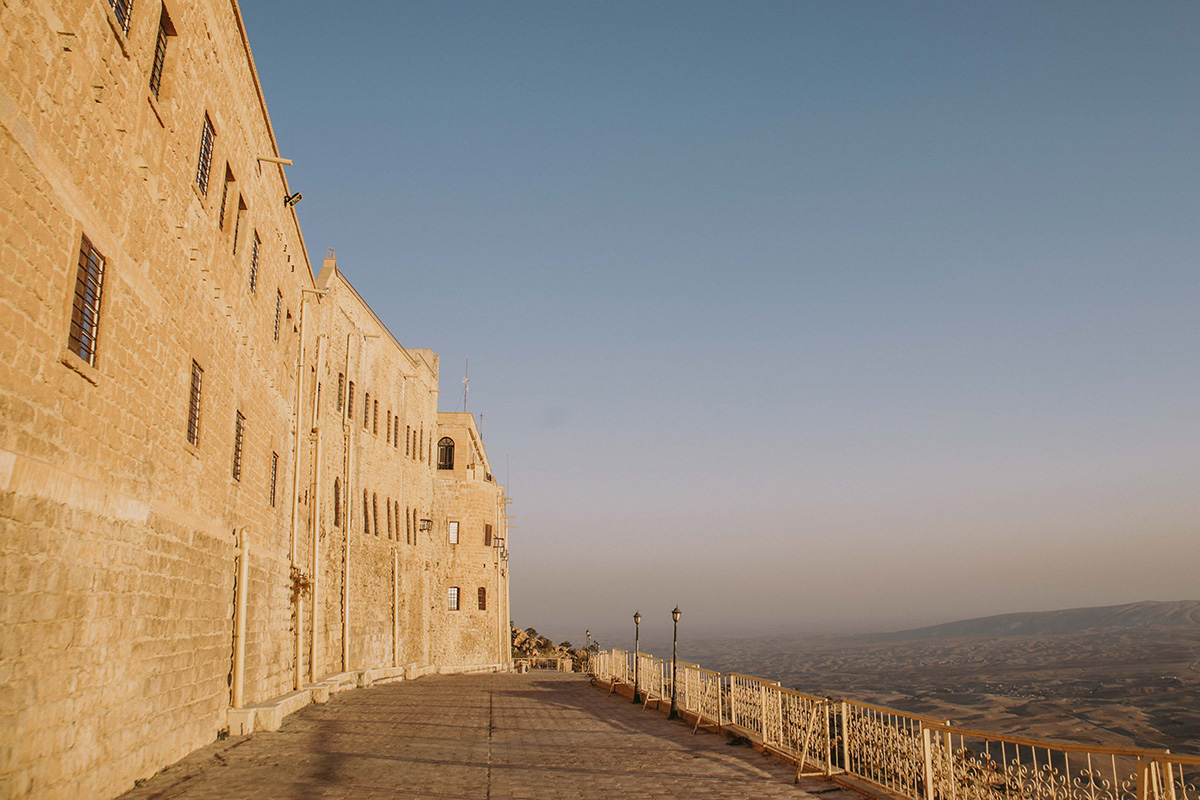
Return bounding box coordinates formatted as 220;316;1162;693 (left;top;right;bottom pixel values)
587;651;1200;800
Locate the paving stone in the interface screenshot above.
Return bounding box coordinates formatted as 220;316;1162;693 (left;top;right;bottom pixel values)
118;672;825;799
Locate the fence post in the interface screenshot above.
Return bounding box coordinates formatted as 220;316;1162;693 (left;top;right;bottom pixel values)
922;726;935;800
716;675;724;732
823;700;832;777
840;700;850;774
760;683;770;744
729;676;738;728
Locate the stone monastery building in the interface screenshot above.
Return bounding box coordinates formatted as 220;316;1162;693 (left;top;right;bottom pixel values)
0;0;513;797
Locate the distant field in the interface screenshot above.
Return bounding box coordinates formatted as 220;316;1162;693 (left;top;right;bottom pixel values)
681;601;1200;755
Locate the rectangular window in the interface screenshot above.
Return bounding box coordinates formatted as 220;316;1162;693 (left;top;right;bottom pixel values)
348;382;355;418
363;392;370;429
248;231;260;293
406;506;411;544
273;290;282;341
269;452;278;507
232;196;246;254
484;524;493;547
232;411;245;481
393;418;399;449
372;494;379;536
68;235;106;366
478;587;487;611
218;166;233;229
109;0;132;34
363;491;370;535
406;426;410;456
448;587;460;612
148;10;170;99
448;521;459;545
337;374;345;412
196;114;215;196
386;411;391;444
186;360;203;445
386;500;392;539
373;400;378;434
419;427;423;461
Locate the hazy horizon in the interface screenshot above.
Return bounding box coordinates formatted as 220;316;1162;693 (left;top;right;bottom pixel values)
240;2;1200;646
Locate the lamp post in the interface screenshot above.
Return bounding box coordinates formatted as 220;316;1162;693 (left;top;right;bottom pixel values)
632;611;641;704
669;606;681;719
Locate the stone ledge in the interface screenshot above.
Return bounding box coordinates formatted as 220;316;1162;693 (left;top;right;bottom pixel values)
359;666;407;687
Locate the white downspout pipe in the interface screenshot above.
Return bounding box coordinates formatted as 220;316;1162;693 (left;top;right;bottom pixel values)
232;527;250;708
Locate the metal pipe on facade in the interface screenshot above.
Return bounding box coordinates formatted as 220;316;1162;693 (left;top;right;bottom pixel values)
232;528;250;709
290;295;309;689
342;332;354;671
309;333;327;683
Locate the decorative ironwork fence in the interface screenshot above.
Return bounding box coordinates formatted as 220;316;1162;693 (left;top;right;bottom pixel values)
588;650;1199;800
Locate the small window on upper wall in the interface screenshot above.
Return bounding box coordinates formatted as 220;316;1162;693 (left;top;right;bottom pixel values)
333;478;341;526
232;196;246;254
484;524;492;547
269;452;278;507
186;360;203;445
248;231;260;293
148;7;176;99
196;114;215;196
373;400;378;434
348;382;355;418
273;290;282;341
393;418;399;449
437;437;454;470
337;374;345;412
68;235;106;367
448;521;459;545
109;0;133;34
448;587;460;611
362;490;369;535
478;587;487;611
218;166;234;229
232;411;245;481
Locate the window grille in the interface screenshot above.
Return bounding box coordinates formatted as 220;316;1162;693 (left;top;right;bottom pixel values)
419;427;423;461
218;167;232;229
393;418;399;449
109;0;133;34
406;426;410;456
363;392;370;429
386;499;392;538
362;490;369;535
348;382;354;418
149;15;168;98
405;506;411;544
232;411;245;481
248;231;260;293
484;524;492;547
394;501;400;541
373;400;378;434
196;114;215;196
437;437;454;470
448;587;460;611
232;197;245;254
269;452;278;507
337;374;345;412
386;411;391;444
478;587;487;611
273;290;282;341
186;360;203;445
449;521;459;545
333;478;341;526
372;494;379;536
68;235;106;366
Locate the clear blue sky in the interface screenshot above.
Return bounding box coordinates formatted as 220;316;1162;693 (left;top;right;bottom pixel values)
240;2;1200;646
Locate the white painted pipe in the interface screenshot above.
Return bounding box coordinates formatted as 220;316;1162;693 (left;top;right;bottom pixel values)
232;528;250;709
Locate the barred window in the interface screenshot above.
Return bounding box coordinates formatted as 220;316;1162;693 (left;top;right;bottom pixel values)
386;498;392;539
196;114;215;196
419;427;423;461
333;478;341;526
273;290;282;341
484;524;492;547
448;587;460;612
348;382;355;418
406;425;410;456
405;505;411;544
386;410;391;443
109;0;133;34
68;235;105;366
337;373;345;412
248;231;260;293
218;166;234;230
449;521;459;545
373;399;378;434
362;490;369;535
232;196;246;254
269;452;278;507
148;8;173;99
478;587;487;611
363;392;370;429
372;493;379;536
393;418;399;449
395;501;401;542
232;411;245;481
186;360;203;445
437;437;454;470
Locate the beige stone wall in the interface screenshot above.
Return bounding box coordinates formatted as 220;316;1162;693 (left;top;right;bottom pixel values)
0;2;512;798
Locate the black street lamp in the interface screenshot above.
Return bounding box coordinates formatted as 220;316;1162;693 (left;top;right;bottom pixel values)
632;611;642;704
669;606;681;719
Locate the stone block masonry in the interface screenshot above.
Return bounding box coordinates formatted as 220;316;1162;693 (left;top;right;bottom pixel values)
0;1;512;798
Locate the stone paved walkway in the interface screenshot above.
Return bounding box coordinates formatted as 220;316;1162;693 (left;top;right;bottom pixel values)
119;672;846;799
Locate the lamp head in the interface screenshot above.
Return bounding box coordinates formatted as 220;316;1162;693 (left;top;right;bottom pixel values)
284;191;303;208
633;611;641;625
672;606;681;622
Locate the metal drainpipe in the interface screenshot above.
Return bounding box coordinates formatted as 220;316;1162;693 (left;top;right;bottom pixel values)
290;294;308;690
341;332;354;672
309;332;327;683
232;527;250;708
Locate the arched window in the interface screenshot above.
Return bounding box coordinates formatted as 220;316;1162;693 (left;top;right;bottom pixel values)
478;587;487;611
437;437;454;470
333;478;341;527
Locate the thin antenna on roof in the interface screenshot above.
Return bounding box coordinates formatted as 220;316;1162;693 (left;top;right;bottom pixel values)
462;359;469;412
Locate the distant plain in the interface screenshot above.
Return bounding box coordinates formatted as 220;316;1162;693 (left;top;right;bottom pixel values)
680;601;1200;755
